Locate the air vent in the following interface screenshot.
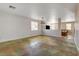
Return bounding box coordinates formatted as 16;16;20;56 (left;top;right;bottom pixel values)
9;5;16;9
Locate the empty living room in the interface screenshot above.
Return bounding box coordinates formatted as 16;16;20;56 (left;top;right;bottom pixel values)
0;3;79;56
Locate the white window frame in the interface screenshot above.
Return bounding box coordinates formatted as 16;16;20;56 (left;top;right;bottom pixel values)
47;23;58;30
31;21;38;31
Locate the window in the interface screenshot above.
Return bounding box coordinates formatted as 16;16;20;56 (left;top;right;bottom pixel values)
47;23;58;30
51;23;58;30
31;21;38;31
66;23;71;30
47;19;58;30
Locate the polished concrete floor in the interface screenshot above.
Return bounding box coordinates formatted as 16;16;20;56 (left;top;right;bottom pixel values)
0;35;78;56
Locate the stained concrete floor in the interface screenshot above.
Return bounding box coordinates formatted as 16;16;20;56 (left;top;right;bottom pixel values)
0;35;78;56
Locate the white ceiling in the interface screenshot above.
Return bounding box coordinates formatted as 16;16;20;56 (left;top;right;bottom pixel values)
0;3;77;22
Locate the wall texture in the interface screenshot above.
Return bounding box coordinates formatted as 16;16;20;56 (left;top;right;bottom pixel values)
0;11;41;42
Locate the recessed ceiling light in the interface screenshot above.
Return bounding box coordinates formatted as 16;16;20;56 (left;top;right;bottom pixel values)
9;5;16;9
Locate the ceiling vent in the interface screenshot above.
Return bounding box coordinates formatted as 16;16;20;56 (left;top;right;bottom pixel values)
9;5;16;9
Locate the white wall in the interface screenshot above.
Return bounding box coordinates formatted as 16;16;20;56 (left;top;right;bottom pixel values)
42;24;61;37
74;5;79;50
0;11;41;42
43;30;60;37
74;23;79;50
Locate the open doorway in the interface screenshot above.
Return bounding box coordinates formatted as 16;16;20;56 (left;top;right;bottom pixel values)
61;22;75;42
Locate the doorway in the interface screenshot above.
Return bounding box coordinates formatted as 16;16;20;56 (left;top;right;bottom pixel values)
61;22;75;40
